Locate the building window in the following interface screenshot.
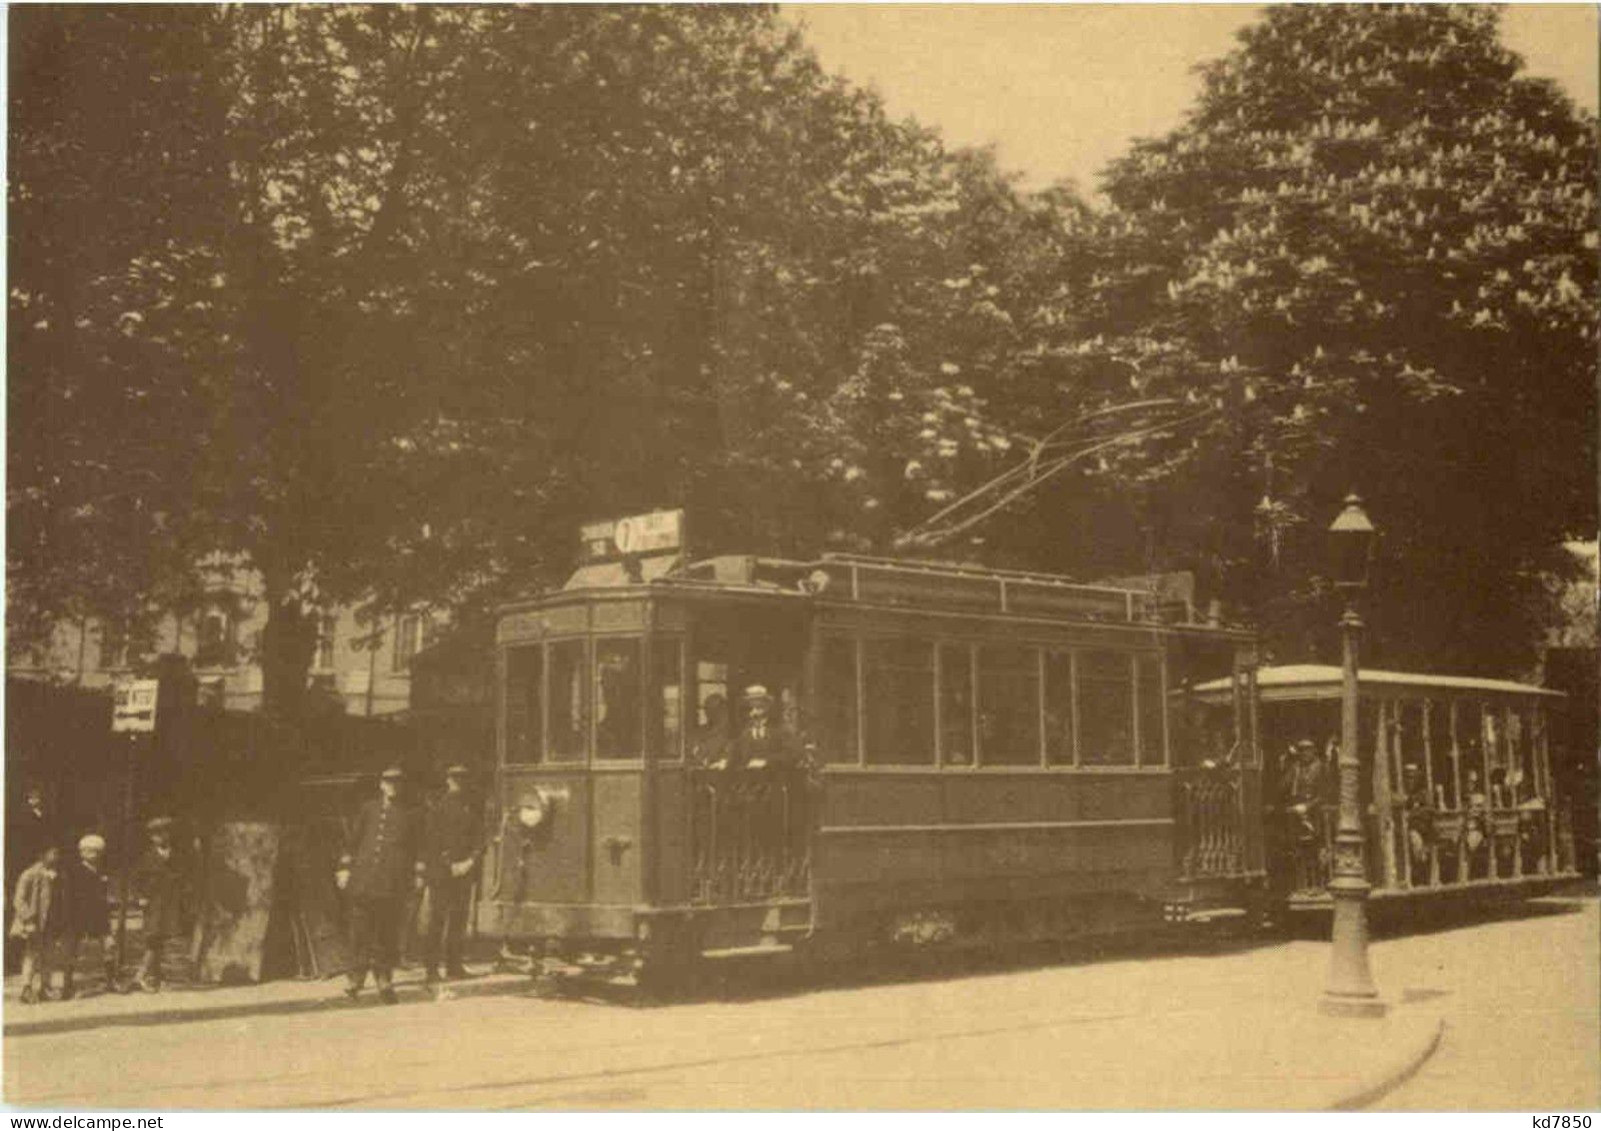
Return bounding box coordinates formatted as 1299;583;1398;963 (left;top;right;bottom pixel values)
977;644;1040;767
863;638;934;766
98;620;130;671
315;615;337;671
1078;650;1135;766
392;614;421;672
195;605;236;669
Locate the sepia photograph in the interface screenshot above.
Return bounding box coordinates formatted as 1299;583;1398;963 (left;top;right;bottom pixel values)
4;1;1598;1114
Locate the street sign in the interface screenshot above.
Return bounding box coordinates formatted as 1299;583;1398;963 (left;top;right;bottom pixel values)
112;679;159;733
578;509;685;564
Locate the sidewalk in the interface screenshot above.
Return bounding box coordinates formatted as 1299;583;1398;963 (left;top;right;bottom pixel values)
2;961;532;1040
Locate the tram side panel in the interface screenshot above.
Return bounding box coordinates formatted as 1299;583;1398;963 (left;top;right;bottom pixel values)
812;771;1175;938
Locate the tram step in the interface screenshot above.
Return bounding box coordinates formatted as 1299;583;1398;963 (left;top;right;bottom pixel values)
699;942;796;959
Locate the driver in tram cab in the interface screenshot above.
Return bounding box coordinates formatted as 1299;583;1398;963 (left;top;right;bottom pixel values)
1280;739;1331;885
727;685;801;771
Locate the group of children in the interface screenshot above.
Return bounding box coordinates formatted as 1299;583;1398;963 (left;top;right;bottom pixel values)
9;816;189;1004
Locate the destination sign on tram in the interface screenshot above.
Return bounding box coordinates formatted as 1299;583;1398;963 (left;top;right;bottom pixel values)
579;508;684;563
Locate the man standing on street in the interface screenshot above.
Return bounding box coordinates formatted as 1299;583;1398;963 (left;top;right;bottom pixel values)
422;763;482;985
337;766;422;1004
134;817;189;992
7;782;56;972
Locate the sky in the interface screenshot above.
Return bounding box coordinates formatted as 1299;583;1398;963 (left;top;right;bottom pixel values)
785;4;1600;192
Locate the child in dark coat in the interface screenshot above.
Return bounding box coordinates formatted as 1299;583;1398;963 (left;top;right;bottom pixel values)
10;844;67;1003
64;834;116;998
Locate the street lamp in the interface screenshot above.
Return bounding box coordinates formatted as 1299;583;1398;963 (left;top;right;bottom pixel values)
1321;493;1387;1017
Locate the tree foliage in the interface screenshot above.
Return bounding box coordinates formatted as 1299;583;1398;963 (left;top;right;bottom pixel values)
8;5;1067;710
1000;5;1597;673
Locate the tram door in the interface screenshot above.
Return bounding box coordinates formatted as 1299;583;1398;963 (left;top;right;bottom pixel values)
689;606;809;752
683;603;814;908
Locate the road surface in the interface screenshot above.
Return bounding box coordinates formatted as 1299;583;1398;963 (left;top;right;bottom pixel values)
6;893;1595;1110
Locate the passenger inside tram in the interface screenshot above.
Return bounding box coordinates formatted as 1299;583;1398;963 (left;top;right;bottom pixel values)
692;692;732;766
727;684;803;770
1403;763;1435;879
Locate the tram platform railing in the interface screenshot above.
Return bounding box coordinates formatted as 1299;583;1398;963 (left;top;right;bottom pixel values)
1283;793;1575;902
1175;764;1248;881
687;766;813;905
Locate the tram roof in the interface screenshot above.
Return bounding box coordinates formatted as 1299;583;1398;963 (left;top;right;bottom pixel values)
514;549;1251;635
1191;664;1564;700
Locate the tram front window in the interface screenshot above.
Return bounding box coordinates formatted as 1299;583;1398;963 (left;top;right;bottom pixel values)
505;644;544;764
549;639;589;761
595;638;643;759
651;636;685;760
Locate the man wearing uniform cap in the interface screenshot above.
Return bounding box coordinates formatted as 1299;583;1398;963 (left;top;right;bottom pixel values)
421;764;483;983
337;766;423;1004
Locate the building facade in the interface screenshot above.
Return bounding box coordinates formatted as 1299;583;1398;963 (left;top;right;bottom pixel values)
8;560;442;717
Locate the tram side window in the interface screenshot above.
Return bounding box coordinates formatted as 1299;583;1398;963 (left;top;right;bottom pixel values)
1397;701;1425;795
939;644;974;766
650;636;684;760
549;639;589;761
1512;707;1537;801
863;638;935;766
505;644;544;764
1480;704;1506;804
978;645;1040;767
1136;654;1165;766
1428;701;1456;807
1078;650;1135;766
819;637;859;765
595;638;643;759
1044;651;1075;766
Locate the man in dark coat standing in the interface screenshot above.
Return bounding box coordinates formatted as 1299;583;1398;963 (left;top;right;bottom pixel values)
337;766;422;1004
421;764;482;984
6;783;55;972
134;817;189;991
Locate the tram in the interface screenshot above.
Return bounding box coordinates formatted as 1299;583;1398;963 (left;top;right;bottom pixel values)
478;511;1268;985
1190;665;1581;913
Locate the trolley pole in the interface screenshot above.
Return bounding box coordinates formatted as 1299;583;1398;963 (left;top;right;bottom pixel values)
1321;494;1386;1018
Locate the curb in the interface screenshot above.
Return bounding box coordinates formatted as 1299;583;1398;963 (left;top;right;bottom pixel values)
4;971;533;1039
1327;1013;1446;1111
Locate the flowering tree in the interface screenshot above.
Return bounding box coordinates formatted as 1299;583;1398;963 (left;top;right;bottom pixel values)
1013;5;1597;671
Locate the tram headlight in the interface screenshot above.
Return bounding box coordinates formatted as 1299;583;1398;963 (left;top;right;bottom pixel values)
517;790;553;830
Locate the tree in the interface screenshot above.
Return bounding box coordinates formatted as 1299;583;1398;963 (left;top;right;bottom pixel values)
1000;5;1596;673
9;5;1074;713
